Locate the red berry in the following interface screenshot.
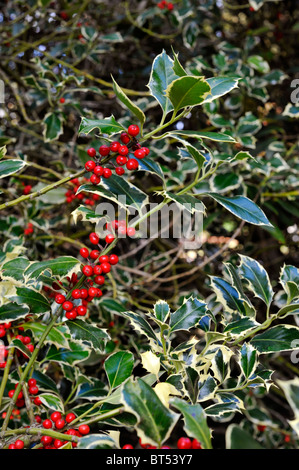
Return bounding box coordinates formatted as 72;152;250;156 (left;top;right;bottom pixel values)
90;249;100;260
89;232;99;244
66;310;77;320
191;439;202;449
99;145;110;157
82;265;94;277
14;439;24;449
4;322;11;329
177;437;192;449
115;167;125;176
85;160;96;172
72;289;81;299
27;344;34;353
59;97;65;104
8;444;16;449
134;148;146;159
41;435;53;446
120;132;130;144
55;294;66;304
34;396;42;405
77;306;87;316
93;265;102;275
105;234;115;244
103;168;112;179
167;2;174;10
80;289;88;299
127;124;140;137
35;415;42;423
122;444;134;449
29;385;39;395
0;328;6;338
109;254;119;265
126;159;139;171
110;141;120;152
43;419;52;429
54;439;65;449
62;301;73;311
51;411;62;422
94;275;105;285
28;378;36;388
99;255;109;263
55;418;66;430
87;148;96;158
8;390;15;398
88;287;98;297
78;424;90;435
94;165;104;177
118;145;129;156
284;435;291;443
22;336;31;345
100;262;111;274
116;155;127;166
141;147;150;156
66;412;76;423
257;425;266;432
127;227;136;237
90;174;101;185
23;185;32;195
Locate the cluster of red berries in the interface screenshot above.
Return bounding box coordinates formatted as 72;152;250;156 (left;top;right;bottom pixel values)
54;232;119;321
40;412;89;449
0;321;35;367
24;222;34;236
2;408;21;422
122;437;201;450
105;219;136;241
157;1;174;10
65;177;100;205
7;378;40;410
84;125;149;186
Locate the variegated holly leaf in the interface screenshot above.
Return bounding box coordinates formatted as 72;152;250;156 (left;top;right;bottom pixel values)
74;378;107;402
250;325;299;353
66;319;109;352
121;378;179;447
21;322;70;349
238;255;273;306
112;76;145;128
43;341;90;366
0;302;29;324
8;287;51;314
280;265;299;302
0;159;27;179
39;393;64;413
226;424;264;449
276;377;299;437
169;297;207;333
78;434;118;449
239;343;258;379
166;76;211;114
104;351;134;390
24;256;81;281
1;257;30;282
78;115;125;135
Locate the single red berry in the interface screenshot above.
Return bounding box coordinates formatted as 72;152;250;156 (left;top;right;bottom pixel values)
82;265;94;277
177;437;192;449
62;301;73;312
54;439;65;449
120;132;130;144
87;148;96;158
23;185;32;195
116;155;127;166
126;159;139;171
14;439;24;449
99;145;110;157
127;227;136;237
22;336;31;345
4;322;11;329
43;419;52;429
28;378;36;388
122;444;134;449
66;310;77;320
99;255;109;263
134;148;146;159
55;294;66;304
55;418;66;430
8;444;16;449
105;234;115;244
35;415;42;423
27;344;34;353
128;124;140;137
118;145;129;156
284;435;291;443
167;2;174;10
8;390;15;398
141;146;150;156
78;424;90;435
90;174;101;185
85;160;96;172
100;262;111;274
94;165;104;177
77;306;87;316
41;435;53;446
59;97;65;104
80;289;88;299
115;167;125;176
109;254;119;265
257;425;266;432
66;428;77;436
29;385;39;396
94;275;105;285
89;232;100;244
72;289;81;299
34;396;42;405
93;265;102;275
51;411;62;422
90;249;100;260
191;439;202;449
103;168;112;179
65;412;76;423
88;287;98;297
110;141;120;152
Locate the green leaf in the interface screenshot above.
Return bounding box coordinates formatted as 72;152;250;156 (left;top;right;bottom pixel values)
117;310;158;345
248;55;270;73
24;256;80;281
121;378;179;447
239;255;274;306
210;277;248;316
43;112;64;142
21;322;69;349
10;338;32;359
226;424;264;449
202;77;239;104
104;351;134;390
39;393;64;413
169;297;207;333
250;325;299;353
43;341;90;366
154;300;170;324
112;77;145;128
211;172;241;193
78;434;118;449
32;370;59;393
211;347;233;383
9;287;51;314
207;193;272;227
223;318;259;336
239;343;258;379
0;303;30;324
75;378;107;401
135;155;164;179
280;265;299;302
147;50;179;115
0;159;27;179
165;192;205;214
172;130;236;143
166;76;211;114
170;397;212;449
78;115;125;135
66;319;109;353
1;257;30;282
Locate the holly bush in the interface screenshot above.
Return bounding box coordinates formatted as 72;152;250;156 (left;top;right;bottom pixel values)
0;0;299;451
